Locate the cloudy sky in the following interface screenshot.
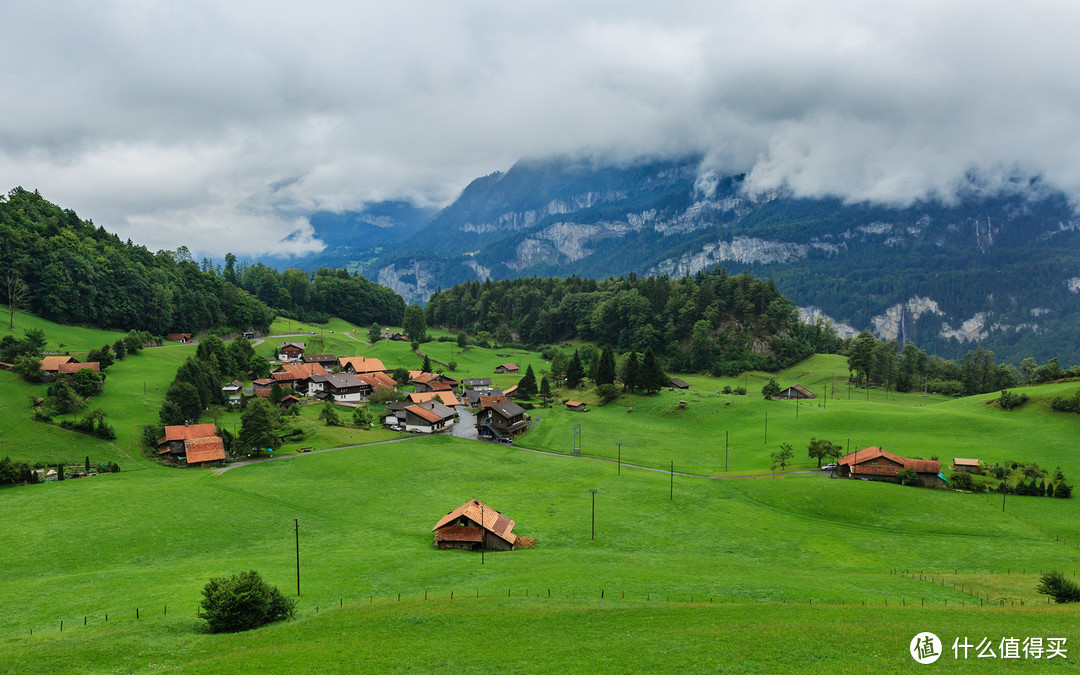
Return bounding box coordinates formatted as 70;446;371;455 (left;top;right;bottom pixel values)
3;1;1079;256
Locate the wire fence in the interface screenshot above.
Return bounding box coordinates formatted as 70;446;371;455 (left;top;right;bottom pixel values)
12;570;1077;639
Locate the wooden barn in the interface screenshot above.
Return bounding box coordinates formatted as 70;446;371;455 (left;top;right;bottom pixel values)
777;384;816;400
432;499;518;551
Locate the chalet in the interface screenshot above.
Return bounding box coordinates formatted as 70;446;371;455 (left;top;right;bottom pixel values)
308;373;368;402
277;342;306;361
839;447;942;486
338;356;386;375
252;378;274;399
478;394;508;409
476;400;529;441
669;377;690;389
460;378;493;391
41;356;77;373
952;458;981;473
222;380;243;405
565;400;588;412
165;333;193;343
777;384;817;400
380;329;407;341
407;391;461;408
404;401;457;433
183;436;226;466
383;400;411;427
465;388;504;407
301;354;339;370
280;394;301;410
272;362;328;394
411;372;459;391
432;499;517;551
356;371;397;391
494;364;519;374
503;385;519;399
157;423;218;458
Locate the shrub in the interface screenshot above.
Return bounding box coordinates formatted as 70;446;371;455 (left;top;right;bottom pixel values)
197;570;296;633
596;384;619;404
896;468;920;486
998;389;1029;410
949;471;975;490
721;385;732;394
761;379;781;399
1036;570;1080;603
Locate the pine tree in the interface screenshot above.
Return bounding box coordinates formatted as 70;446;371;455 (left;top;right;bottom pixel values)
539;376;552;403
518;364;538;398
640;348;666;394
368;323;381;344
565;350;584;389
421;355;432;373
596;346;616;385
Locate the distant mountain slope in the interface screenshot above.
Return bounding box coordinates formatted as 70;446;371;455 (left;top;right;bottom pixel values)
364;157;1080;364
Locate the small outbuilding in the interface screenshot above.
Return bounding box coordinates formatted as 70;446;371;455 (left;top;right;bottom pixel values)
669;377;690;389
952;458;981;473
432;498;517;551
777;384;817;400
494;363;519;374
565;400;588;412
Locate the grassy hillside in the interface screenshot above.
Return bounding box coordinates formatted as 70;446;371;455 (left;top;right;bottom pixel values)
2;314;1080;671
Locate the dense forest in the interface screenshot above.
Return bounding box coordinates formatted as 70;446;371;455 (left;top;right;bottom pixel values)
0;188;404;334
424;269;844;375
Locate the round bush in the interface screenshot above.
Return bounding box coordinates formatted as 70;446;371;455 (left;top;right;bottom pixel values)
197;570;295;633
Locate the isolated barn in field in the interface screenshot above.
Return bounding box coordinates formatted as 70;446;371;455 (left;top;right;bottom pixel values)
494;363;519;374
777;384;816;400
669;377;690;389
432;499;517;551
839;447;942;486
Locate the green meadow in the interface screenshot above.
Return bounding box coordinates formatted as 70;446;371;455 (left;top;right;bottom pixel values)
2;313;1080;671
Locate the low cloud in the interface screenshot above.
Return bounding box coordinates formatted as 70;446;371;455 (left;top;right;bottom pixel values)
3;1;1080;255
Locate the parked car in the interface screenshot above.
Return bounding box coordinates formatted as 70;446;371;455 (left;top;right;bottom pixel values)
822;463;839;471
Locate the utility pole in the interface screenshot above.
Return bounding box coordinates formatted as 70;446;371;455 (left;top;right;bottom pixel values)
589;489;598;539
725;430;729;472
670;461;674;500
764;411;768;445
481;502;485;565
295;518;300;597
616;442;623;475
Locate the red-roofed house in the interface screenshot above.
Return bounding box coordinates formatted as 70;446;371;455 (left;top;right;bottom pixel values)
432;498;518;551
408;391;460;408
339;356;386;374
165;333;193;343
565;400;588;411
404;402;456;433
839;446;942;486
494;364;519;374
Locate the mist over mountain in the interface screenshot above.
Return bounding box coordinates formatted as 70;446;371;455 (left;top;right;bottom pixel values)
292;155;1080;365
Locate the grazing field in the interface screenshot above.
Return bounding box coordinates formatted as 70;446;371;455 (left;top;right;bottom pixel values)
3;316;1080;670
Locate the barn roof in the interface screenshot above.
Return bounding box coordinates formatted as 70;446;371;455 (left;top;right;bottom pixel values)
432;499;517;546
408;391;460;407
161;424;218;443
840;446;941;475
41;356;76;371
184;436;226;464
780;384;817;399
57;362;99;374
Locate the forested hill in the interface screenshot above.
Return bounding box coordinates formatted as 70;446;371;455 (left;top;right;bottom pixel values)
0;188;404;334
425;269;843;374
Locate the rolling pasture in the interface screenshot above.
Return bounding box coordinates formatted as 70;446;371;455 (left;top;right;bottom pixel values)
1;312;1079;671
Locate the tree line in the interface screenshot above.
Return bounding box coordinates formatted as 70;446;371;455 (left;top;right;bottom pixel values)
425;269;843;376
0;188;405;336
